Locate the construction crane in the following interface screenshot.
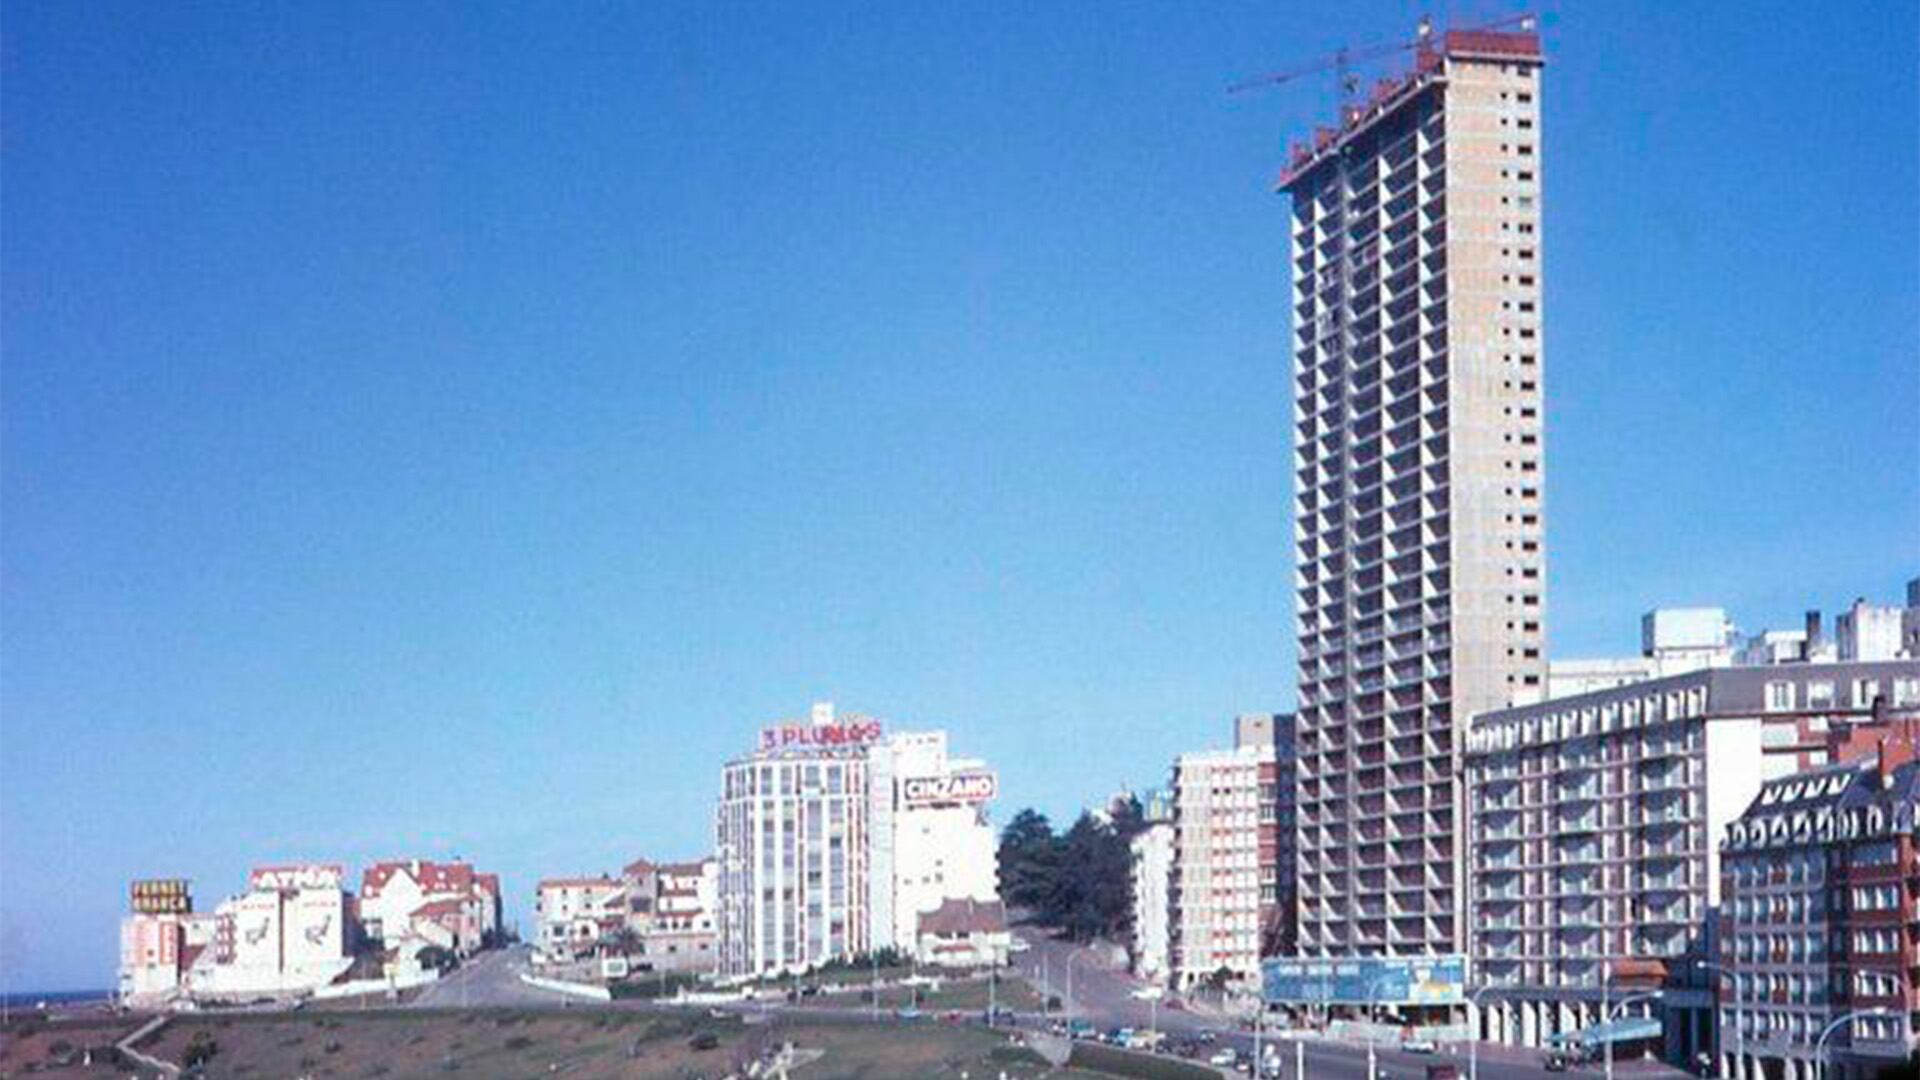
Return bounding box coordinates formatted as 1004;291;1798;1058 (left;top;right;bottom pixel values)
1228;12;1536;101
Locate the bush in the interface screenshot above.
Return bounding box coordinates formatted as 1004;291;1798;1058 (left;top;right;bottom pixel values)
184;1030;219;1067
688;1031;720;1051
47;1039;73;1057
504;1035;535;1051
1067;1041;1217;1080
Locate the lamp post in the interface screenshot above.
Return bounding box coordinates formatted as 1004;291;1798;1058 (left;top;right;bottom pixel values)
1603;989;1664;1080
1066;951;1085;1035
1365;974;1397;1080
1816;1007;1890;1080
1695;960;1741;1080
1466;985;1499;1080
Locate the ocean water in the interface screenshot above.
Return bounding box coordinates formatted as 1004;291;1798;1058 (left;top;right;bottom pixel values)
0;989;112;1011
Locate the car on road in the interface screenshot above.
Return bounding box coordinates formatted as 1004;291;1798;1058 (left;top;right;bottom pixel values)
1008;939;1031;953
895;1006;924;1020
1402;1038;1437;1054
1543;1052;1570;1071
1067;1019;1096;1040
1208;1047;1241;1068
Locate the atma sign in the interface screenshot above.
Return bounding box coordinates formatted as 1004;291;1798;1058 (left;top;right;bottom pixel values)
759;719;884;752
1262;955;1465;1006
901;772;998;805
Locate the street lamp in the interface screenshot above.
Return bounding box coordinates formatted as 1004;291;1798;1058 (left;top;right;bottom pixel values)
1466;984;1500;1080
1816;1007;1891;1079
1603;987;1664;1080
1365;973;1397;1080
1066;951;1086;1034
1694;960;1741;1080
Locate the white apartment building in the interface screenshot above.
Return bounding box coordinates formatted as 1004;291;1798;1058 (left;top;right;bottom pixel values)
1465;662;1920;1070
715;704;1003;979
1170;734;1277;991
533;876;627;959
1283;25;1549;960
1131;820;1175;983
1838;598;1908;662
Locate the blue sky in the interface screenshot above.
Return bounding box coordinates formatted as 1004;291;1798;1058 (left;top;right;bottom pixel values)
3;0;1915;992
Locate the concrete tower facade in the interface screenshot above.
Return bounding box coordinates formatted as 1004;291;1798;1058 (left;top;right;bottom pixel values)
1282;27;1548;959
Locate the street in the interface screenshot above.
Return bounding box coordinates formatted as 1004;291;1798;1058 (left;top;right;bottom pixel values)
407;944;576;1009
1006;925;1684;1079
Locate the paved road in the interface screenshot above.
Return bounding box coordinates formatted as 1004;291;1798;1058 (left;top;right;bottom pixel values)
1004;924;1683;1080
408;945;575;1008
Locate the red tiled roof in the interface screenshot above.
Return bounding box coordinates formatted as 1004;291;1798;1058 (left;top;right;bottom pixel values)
622;859;656;878
917;898;1007;937
411;899;468;919
363;860;495;900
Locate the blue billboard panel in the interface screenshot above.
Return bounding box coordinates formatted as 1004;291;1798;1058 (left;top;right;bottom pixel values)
1261;955;1466;1006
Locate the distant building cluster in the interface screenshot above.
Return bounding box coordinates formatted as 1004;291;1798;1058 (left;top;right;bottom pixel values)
119;860;500;1006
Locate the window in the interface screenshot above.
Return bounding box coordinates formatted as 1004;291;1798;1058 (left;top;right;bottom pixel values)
1854;679;1882;709
1807;681;1835;709
1765;681;1796;712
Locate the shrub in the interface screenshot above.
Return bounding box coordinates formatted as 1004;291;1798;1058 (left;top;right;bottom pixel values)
184;1030;219;1067
1067;1041;1217;1080
688;1031;720;1051
504;1035;535;1051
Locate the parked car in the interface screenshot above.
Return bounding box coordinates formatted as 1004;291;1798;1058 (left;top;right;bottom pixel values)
1209;1047;1241;1067
1543;1052;1570;1072
895;1006;924;1020
1402;1038;1437;1054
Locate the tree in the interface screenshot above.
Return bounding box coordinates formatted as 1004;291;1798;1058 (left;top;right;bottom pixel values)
997;809;1059;912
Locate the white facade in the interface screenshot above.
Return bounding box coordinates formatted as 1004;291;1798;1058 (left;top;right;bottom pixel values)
533;877;625;958
1838;598;1907;662
1169;742;1273;989
881;730;1000;952
1130;821;1174;983
1642;607;1736;659
187;865;353;999
716;704;878;979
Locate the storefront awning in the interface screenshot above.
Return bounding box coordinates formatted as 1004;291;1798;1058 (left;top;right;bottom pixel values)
1547;1016;1662;1048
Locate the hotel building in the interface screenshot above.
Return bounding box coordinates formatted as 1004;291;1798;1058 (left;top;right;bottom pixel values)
1464;661;1920;1068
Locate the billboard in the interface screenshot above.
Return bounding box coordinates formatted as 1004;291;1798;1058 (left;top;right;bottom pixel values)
130;878;193;915
901;772;998;806
1262;955;1466;1006
759;719;884;752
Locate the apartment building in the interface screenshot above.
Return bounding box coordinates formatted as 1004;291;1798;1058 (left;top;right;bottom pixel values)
1465;662;1920;1068
1170;718;1287;990
1131;797;1175;983
714;703;1003;979
1283;25;1549;961
1720;731;1920;1080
